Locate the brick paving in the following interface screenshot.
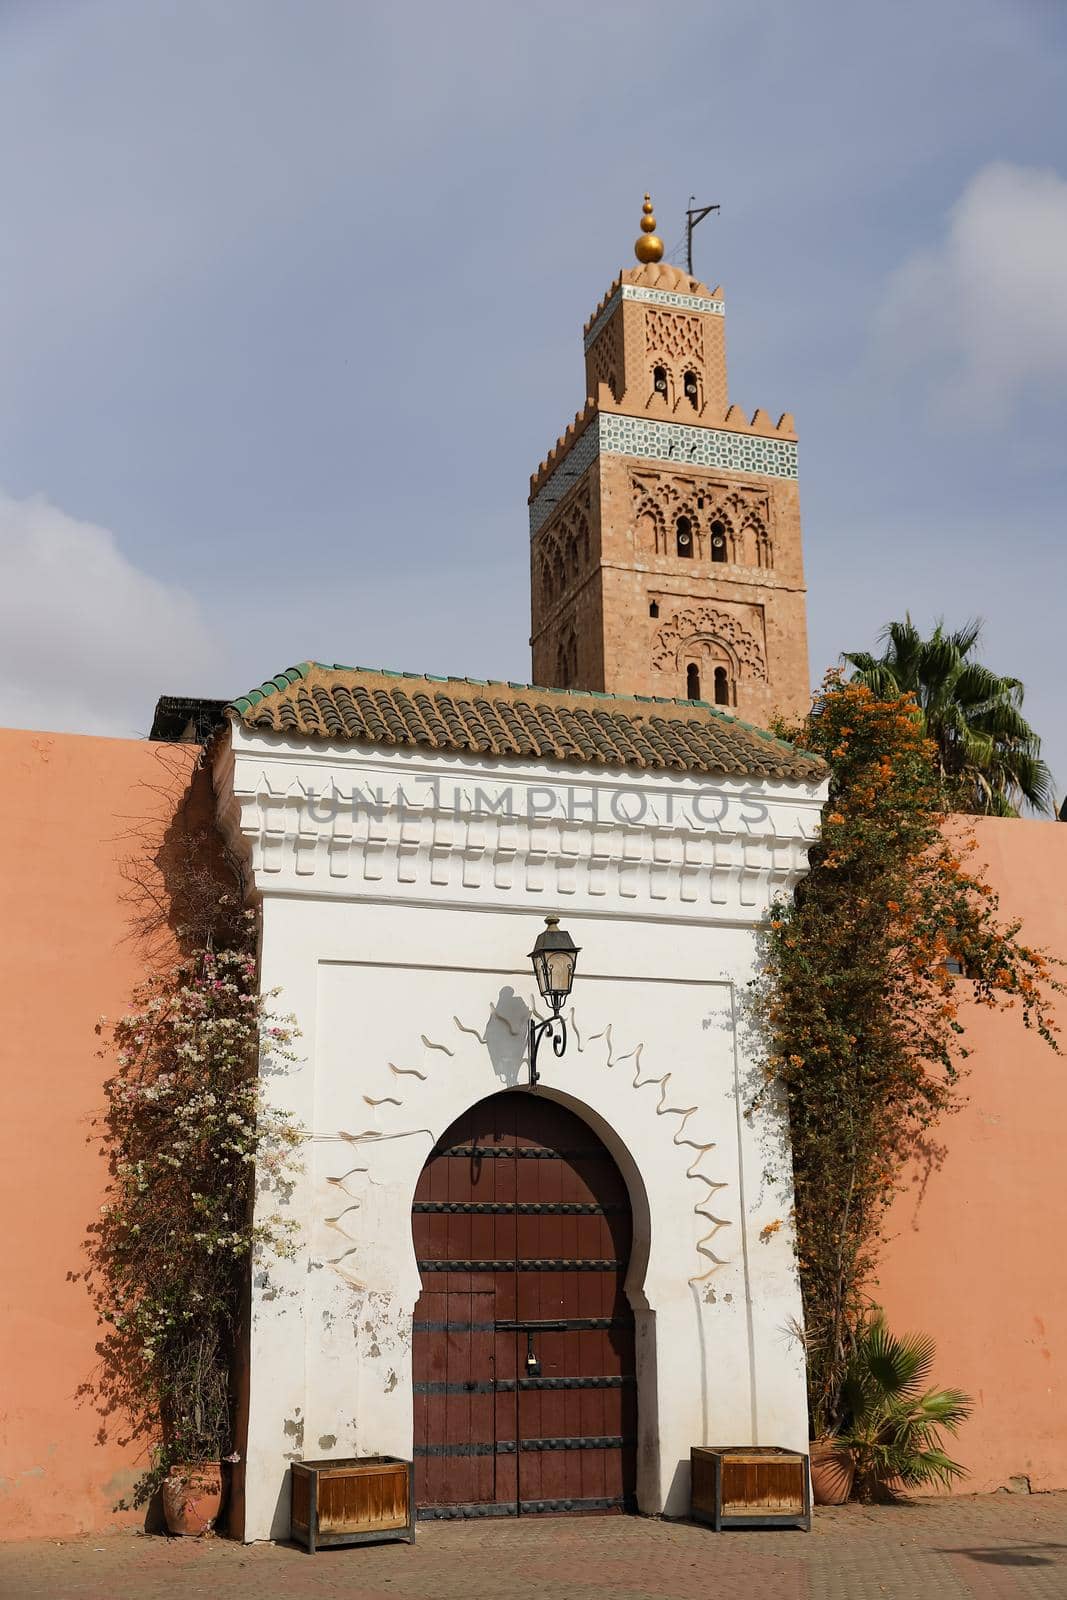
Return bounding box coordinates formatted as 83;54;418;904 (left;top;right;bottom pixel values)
1;1493;1065;1600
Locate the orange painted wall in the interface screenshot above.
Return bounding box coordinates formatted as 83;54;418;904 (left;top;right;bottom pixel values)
0;729;197;1539
876;816;1067;1494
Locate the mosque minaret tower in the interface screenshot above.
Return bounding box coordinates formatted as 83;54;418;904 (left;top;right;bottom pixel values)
529;195;810;727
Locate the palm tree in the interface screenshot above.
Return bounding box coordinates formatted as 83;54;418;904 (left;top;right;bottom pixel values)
834;1312;972;1500
843;618;1052;816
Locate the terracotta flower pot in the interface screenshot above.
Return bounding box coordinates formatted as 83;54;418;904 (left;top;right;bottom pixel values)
809;1440;855;1506
162;1462;224;1536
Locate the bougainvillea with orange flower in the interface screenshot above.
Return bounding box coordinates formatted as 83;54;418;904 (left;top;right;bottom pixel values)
753;673;1061;1436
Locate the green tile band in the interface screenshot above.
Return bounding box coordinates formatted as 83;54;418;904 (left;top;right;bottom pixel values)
529;413;798;536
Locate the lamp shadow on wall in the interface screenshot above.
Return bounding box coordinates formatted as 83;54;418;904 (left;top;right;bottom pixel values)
485;987;530;1088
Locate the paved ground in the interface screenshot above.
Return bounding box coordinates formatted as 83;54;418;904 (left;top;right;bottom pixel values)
2;1494;1065;1600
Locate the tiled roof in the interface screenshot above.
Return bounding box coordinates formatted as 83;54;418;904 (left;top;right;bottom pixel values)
228;663;824;783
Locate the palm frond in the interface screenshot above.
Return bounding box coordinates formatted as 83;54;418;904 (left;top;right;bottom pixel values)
842;657;904;701
857;1316;935;1400
895;1445;969;1491
836;1314;973;1499
843;617;1050;814
841;649;882;674
915;1388;973;1432
946;617;984;659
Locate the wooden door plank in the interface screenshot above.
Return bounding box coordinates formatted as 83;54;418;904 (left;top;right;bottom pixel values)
413;1092;637;1519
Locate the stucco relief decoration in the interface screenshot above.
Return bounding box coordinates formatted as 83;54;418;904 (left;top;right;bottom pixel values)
320;994;731;1289
318;999;530;1279
571;1016;730;1283
652;607;768;681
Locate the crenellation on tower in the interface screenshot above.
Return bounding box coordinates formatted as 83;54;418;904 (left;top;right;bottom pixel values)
529;195;810;727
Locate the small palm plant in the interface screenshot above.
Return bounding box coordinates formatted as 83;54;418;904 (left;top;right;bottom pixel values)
835;1312;973;1501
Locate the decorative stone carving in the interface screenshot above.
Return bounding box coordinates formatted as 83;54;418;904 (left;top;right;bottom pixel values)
533;486;591;615
628;473;774;568
645;309;705;365
586;316;624;402
583;283;724;353
652;607;768;681
633;495;667;556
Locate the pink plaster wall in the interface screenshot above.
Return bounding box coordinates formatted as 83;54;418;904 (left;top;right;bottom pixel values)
876;816;1067;1494
0;729;197;1539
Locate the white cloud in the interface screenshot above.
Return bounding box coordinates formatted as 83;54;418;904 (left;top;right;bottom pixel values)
875;162;1067;420
0;490;224;737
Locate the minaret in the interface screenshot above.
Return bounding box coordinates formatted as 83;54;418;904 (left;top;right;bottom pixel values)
528;195;810;726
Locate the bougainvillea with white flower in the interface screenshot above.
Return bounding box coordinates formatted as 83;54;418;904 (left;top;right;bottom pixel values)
76;912;301;1506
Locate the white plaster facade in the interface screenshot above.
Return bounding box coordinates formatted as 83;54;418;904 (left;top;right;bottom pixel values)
214;722;826;1540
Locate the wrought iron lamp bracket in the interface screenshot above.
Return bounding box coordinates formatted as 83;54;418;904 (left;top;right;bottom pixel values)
528;1010;567;1086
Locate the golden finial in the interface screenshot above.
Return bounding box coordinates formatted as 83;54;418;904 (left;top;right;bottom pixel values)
634;192;664;264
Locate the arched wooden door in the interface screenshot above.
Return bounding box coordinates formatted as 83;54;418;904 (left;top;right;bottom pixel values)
412;1091;637;1519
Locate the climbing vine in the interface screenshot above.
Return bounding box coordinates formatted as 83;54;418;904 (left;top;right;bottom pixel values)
753;674;1061;1436
76;911;301;1506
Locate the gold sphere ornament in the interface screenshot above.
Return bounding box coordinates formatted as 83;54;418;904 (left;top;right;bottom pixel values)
634;192;664;264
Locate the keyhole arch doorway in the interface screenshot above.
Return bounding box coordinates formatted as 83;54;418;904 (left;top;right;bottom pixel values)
411;1090;640;1520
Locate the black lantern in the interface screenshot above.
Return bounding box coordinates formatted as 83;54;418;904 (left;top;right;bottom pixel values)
526;915;580;1084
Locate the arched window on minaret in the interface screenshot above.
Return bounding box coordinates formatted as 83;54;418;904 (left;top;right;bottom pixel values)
653;365;668;400
637;501;665;556
557;628;578;690
683;370;699;410
575;513;590;569
552;542;567;599
539;531;567;611
714;666;730;706
710;520;728;563
753;521;773;568
686;663;701;701
676;516;694;558
539;555;554;611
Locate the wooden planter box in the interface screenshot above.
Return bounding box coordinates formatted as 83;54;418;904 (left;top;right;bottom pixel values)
290;1456;415;1552
691;1445;810;1531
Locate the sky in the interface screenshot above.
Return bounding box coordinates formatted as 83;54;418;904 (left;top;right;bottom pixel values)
1;0;1065;805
